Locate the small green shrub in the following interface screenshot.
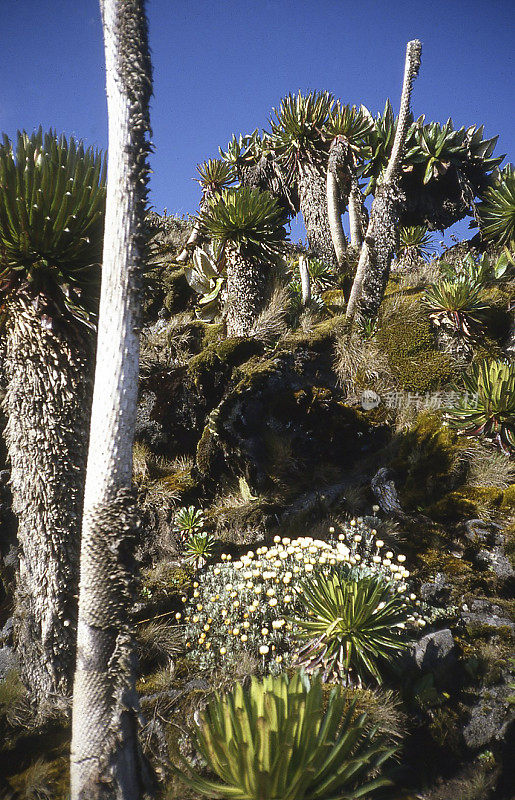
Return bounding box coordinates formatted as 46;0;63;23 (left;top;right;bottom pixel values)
172;670;399;800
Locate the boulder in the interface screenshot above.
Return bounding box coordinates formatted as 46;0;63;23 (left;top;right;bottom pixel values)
463;683;515;751
413;628;456;672
420;573;452;606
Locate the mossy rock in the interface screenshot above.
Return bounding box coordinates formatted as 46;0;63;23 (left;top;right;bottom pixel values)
503;519;515;568
501;483;515;509
163;267;193;314
201;322;224;348
480;285;514;343
187;337;263;387
158;467;198;501
392;413;469;510
417;549;473;578
231;355;281;395
428;487;504;523
427;704;467;755
196;421;224;478
141;563;193;606
464;621;514;643
321;289;346;314
377;306;457;392
282;314;347;352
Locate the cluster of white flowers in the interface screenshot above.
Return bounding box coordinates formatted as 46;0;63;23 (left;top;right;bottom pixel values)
178;519;425;672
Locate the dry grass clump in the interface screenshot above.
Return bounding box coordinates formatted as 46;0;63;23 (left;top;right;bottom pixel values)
464;441;515;489
426;762;498;800
395;256;440;290
136;620;184;673
133;441;180;486
0;669;34;740
7;758;65;800
251;284;290;344
334;329;393;401
340;687;406;748
140;312;197;373
166;312;197;364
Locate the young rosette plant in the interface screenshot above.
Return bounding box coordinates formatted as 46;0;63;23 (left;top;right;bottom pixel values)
444;359;515;452
196;158;235;196
396;225;436;267
184;245;225;321
423;276;488;335
184;531;216;569
198;186;288;336
293;565;411;684
173;505;205;543
477;164;515;248
172;670;398;800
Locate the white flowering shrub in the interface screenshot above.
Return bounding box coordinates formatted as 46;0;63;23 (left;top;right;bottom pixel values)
178;517;426;674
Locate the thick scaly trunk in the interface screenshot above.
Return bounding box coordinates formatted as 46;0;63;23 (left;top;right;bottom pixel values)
348;178;366;250
346;40;422;322
357;183;404;317
3;303;91;716
239;156;298;217
326;138;349;271
70;1;153;798
225;247;267;336
298;160;337;268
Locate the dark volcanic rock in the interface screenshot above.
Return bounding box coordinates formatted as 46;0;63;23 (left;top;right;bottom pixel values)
413;628;457;672
420;573;452;606
463;683;515;751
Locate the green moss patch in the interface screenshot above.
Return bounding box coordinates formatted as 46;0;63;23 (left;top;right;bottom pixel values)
187;337;263;387
378;306;457;392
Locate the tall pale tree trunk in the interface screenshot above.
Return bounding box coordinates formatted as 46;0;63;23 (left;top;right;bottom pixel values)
3;303;91;715
70;1;154;797
298;255;311;305
346;40;422;322
298;160;338;268
326;138;349;271
348;177;366;250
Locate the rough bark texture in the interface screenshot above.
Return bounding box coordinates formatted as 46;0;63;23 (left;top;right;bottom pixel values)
298;160;337;268
359;183;405;317
346;40;421;322
70;0;154;797
225;248;268;337
326;138;349;271
239;156;298;217
348;178;366;250
3;304;91;714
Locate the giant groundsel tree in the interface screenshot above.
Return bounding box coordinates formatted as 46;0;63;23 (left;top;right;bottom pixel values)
198;186;288;336
0;128;105;715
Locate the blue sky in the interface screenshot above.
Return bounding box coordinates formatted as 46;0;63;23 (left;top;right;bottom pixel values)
1;0;513;244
